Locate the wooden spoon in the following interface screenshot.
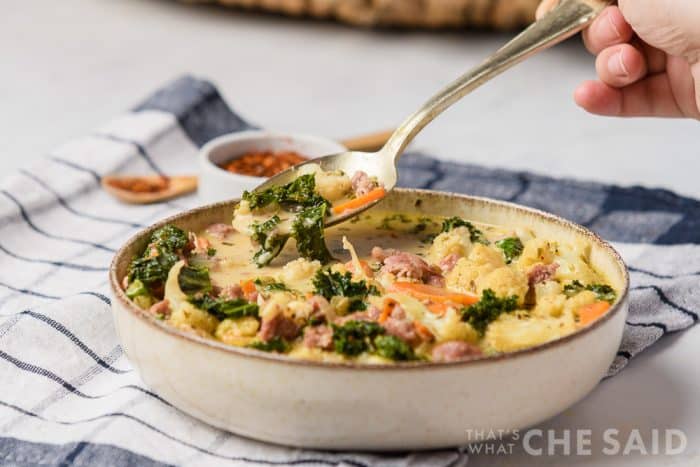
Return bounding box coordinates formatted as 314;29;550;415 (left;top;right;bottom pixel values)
101;129;393;204
101;175;198;204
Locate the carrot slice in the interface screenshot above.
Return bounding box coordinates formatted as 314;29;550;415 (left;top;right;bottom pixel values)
332;187;386;215
426;301;450;316
240;279;256;295
391;282;479;306
414;320;434;341
577;301;611;326
379;298;398;323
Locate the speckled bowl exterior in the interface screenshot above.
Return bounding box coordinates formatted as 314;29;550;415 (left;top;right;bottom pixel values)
109;189;629;450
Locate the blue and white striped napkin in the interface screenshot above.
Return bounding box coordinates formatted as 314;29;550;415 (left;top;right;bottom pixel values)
0;76;697;466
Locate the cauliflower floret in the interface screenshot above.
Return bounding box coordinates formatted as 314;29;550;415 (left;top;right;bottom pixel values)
287;299;314;320
447;244;505;293
279;258;321;292
315;170;352;202
428;227;473;264
476;267;529;305
532;294;567;319
169;305;219;336
259;292;296;320
553;240;600;284
517;239;557;269
215;317;260;346
432;308;479;344
483;314;577;353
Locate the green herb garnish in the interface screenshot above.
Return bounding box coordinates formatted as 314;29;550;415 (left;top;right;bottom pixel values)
563;280;616;303
189;295;259;320
331;320;384;356
461;289;518;336
495;237;524;264
441;217;489;245
248;337;289;353
373;335;416;361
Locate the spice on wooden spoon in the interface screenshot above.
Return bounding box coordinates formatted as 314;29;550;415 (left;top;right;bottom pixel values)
101;175;197;204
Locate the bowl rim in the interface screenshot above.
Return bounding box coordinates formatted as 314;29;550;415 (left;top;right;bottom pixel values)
109;188;630;371
199;130;347;182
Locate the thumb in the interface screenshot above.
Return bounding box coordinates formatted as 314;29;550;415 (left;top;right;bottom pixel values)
618;0;700;62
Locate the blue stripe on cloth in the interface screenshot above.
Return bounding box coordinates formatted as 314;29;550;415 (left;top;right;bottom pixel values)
0;436;172;467
94;133;166;176
49;157;102;183
0;349;172;406
396;152;700;245
0;190;116;253
19;170;146;229
0;401;371;467
0;242;108;272
133;75;255;147
19;310;131;374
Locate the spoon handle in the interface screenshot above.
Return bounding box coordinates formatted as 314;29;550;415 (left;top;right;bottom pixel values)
382;0;612;158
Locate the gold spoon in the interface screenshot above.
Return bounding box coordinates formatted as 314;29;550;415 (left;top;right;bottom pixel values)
255;0;612;227
101;129;394;204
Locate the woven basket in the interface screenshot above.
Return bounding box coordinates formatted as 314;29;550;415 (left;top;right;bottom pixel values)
182;0;540;30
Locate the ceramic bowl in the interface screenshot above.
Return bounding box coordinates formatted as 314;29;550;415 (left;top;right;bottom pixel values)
198;130;346;203
109;189;629;451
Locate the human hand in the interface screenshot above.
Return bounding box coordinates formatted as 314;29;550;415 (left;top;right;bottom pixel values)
537;0;700;119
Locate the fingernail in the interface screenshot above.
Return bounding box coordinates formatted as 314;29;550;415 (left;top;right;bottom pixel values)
608;51;628;77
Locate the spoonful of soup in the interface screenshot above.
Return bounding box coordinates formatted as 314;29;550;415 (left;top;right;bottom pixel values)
252;0;611;228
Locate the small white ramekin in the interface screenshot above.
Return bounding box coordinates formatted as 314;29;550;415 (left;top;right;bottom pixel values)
198;130;346;203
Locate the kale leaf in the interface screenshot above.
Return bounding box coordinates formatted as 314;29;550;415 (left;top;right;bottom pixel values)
564;280;616;303
331;320;385;356
292;204;334;264
248;337;289;353
250;215;290;267
242;174;329;211
149;224;189;252
178;264;212;296
312;269;377;312
253;278;291;293
374;335;416;361
189;295;259;320
247;178;335;266
127;224;189;297
125;279;149;299
461;289;518;336
440;217;489;245
495;237;524;264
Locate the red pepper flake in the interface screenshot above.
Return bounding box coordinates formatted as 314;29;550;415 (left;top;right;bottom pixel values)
222;151;308;178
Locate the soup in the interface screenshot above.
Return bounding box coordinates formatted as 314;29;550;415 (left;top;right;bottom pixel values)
122;170;617;364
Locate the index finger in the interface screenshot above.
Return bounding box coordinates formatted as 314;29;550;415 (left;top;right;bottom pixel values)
582;6;634;54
